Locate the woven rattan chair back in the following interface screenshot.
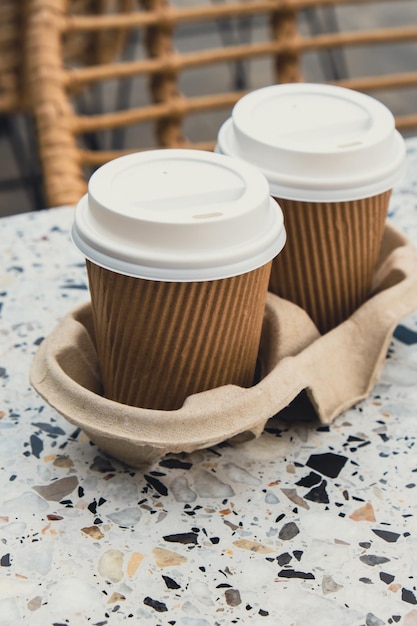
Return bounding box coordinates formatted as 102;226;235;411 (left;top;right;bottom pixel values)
0;1;134;211
0;2;28;115
26;0;417;208
1;0;133;114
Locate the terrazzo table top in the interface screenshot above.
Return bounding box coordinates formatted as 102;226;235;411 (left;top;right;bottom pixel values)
1;140;417;626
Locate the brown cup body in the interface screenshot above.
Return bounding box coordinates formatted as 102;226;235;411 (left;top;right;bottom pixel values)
86;260;272;410
268;191;391;334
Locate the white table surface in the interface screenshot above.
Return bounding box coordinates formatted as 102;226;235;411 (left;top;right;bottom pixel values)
1;139;417;626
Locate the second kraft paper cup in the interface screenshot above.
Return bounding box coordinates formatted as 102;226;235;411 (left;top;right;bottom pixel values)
216;83;406;333
72;149;286;410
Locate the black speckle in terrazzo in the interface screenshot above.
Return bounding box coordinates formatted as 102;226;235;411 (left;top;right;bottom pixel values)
380;572;395;584
162;575;181;590
60;499;74;508
0;367;7;378
32;422;66;437
278;569;315;580
378;432;390;442
295;471;322;487
306;452;348;478
144;474;168;496
163;531;199;545
69;428;82;441
402;588;417;604
304;480;330;504
143;597;168;612
372;529;400;543
393;324;417;345
0;553;12;567
357;440;371;450
88;500;97;514
30;433;44;458
277;552;292;566
344;435;371;452
347;435;366;443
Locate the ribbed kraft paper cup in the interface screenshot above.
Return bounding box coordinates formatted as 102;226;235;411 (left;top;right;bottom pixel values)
216;83;406;333
269;191;391;334
72;149;286;410
87;260;271;410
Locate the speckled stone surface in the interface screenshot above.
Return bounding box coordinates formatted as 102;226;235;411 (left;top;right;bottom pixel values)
1;140;417;626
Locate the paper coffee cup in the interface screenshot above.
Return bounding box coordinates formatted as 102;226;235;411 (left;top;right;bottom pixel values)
216;83;406;333
72;149;286;410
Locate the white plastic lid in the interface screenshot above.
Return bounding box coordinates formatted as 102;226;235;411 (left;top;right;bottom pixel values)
216;83;406;202
72;149;286;281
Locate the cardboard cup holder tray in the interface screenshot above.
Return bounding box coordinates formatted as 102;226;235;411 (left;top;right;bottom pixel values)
30;223;417;467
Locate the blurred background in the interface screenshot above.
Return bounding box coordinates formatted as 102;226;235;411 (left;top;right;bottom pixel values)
1;0;416;217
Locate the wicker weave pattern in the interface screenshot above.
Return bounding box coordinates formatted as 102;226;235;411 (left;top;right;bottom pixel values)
0;3;28;113
26;0;417;207
63;0;136;66
0;0;134;115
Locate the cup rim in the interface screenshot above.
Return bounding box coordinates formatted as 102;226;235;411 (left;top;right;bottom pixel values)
72;149;287;281
216;83;406;202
